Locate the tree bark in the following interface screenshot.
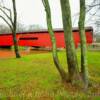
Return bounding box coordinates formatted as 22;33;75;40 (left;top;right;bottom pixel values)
60;0;80;83
79;0;88;88
42;0;67;81
12;0;20;58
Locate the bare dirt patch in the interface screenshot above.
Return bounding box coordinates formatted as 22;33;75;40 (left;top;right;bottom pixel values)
0;49;49;58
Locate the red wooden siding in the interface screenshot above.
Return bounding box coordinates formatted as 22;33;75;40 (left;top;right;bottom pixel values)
0;27;93;48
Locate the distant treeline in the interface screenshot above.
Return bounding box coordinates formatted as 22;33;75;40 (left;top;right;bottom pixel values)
94;34;100;42
0;23;43;34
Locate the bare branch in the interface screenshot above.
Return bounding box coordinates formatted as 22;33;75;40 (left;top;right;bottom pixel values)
2;6;13;19
42;0;49;14
86;0;100;13
0;7;14;26
0;5;13;21
87;4;100;8
0;15;13;31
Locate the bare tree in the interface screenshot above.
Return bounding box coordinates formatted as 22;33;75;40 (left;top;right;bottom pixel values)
0;0;20;58
79;0;88;89
42;0;85;86
60;0;80;83
86;0;100;34
42;0;67;81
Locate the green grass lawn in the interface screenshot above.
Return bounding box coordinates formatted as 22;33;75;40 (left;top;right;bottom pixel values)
0;50;100;100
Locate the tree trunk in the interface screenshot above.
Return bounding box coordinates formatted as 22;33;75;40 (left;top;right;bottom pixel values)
12;0;20;58
79;0;88;88
42;0;67;81
60;0;80;83
12;31;20;58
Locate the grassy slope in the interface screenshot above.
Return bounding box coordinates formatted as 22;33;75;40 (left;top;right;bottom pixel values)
0;51;100;100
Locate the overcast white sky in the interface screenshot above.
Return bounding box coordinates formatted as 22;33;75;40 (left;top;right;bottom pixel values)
15;0;79;28
0;0;92;29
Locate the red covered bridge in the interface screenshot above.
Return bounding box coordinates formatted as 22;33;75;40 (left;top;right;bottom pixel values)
0;27;93;48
